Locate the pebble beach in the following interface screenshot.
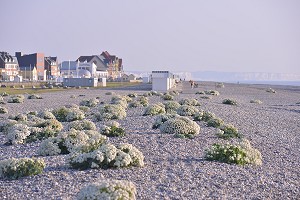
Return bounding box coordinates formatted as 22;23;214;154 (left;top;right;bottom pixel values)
0;81;300;199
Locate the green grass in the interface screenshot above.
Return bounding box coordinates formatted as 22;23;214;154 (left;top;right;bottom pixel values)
0;82;143;95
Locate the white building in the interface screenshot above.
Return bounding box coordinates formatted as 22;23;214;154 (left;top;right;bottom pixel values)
151;71;177;91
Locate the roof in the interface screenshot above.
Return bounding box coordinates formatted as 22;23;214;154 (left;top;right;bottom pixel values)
59;61;78;70
77;56;94;63
45;56;57;64
0;52;18;64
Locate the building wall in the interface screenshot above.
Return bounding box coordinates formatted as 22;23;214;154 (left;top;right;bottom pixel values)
16;52;45;80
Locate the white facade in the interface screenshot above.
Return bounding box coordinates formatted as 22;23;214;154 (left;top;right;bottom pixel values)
152;71;176;91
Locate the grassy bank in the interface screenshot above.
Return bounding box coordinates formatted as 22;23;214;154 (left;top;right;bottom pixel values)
0;82;142;95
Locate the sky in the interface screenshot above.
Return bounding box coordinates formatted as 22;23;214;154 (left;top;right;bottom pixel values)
1;0;300;74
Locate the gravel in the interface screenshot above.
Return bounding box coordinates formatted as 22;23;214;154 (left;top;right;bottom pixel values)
0;82;300;199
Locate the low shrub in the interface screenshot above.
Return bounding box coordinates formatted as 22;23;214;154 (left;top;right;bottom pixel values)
76;179;136;200
127;93;138;98
67;143;144;170
193;111;204;121
199;96;212;99
152;114;178;129
195;91;205;95
28;94;43;99
179;98;200;106
100;122;125;137
6;124;31;145
162;94;174;101
250;99;263;104
207;117;224;128
0;157;45;179
159;116;200;138
128;101;143;108
204;90;220;96
1;92;9;96
68;120;97;131
266;88;276;93
200;111;216;122
163;101;181;114
0;106;8;114
216;124;241;139
52;106;85;122
80;98;99;107
95;104;127;121
9;113;27;121
28;119;63;141
38;129;107;156
138;96;149;107
222;99;238;105
204;139;262;165
143;103;166;116
7;95;25;103
177;105;199;116
215;82;225;88
37;110;56;119
105;91;115;95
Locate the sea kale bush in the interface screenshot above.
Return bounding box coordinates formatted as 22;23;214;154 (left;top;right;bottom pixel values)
27;94;43;99
37;110;56;119
105;91;115;95
163;101;181;114
205;139;262;165
204;90;220;96
177;105;199;116
266;88;276;93
52;106;85;122
5;118;64;144
100;121;125;137
159;116;200;138
195;111;216;122
216;124;241;139
179;98;200;106
152;114;178;129
222;99;238;105
1;92;9;96
96;104;127;121
76;179;136;200
250;99;263;104
127;93;138;98
80;98;99;107
207;117;224;128
215;82;225;88
6;124;31;145
38;129;107;156
162;94;174;101
126;97;148;108
67;143;144;170
68;120;97;131
0;106;8;114
0;157;45;179
143;103;166;116
9;113;28;121
7;95;25;103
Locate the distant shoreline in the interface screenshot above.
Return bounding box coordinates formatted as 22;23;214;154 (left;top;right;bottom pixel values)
194;80;300;87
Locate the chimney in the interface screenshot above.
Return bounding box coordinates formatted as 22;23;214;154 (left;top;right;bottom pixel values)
15;52;22;57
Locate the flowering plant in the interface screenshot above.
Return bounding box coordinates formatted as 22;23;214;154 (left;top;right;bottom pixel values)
159;116;200;137
68;120;97;131
7;95;25;103
143;103;166;116
38;129;107;156
76;179;136;200
152;114;178;129
80;98;99;107
0;157;45;179
179;98;200;106
163;101;180;114
96;104;127;121
176;105;199;116
205;139;262;165
67;143;144;170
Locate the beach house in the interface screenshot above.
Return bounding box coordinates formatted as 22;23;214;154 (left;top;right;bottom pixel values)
0;52;19;81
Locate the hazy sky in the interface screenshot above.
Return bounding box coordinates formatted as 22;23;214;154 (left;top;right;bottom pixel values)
1;0;299;74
